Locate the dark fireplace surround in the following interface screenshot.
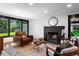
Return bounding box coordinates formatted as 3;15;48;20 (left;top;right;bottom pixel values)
44;26;64;44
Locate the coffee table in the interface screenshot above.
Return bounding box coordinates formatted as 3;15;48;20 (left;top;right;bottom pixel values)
33;40;47;53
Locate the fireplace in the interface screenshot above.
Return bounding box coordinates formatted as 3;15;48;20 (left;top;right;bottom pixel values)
47;32;59;44
44;26;64;44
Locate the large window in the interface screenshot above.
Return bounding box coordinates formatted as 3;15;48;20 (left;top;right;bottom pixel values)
0;15;29;37
22;21;28;34
0;18;8;36
10;19;22;36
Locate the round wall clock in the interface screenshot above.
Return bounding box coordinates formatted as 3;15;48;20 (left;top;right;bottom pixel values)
48;17;58;26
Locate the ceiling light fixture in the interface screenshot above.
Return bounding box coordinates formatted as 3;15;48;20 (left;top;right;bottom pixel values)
67;4;72;7
29;3;33;5
44;10;48;13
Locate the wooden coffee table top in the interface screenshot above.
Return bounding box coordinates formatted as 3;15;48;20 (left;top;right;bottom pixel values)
33;40;47;46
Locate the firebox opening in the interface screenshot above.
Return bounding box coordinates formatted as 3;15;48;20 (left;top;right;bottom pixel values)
47;32;59;44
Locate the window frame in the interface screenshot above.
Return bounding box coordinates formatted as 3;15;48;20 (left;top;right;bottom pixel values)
0;15;29;37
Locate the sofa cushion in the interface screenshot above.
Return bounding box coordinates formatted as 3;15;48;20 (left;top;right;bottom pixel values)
60;46;78;55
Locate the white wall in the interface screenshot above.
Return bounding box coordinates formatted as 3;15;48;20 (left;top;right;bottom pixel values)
29;15;68;39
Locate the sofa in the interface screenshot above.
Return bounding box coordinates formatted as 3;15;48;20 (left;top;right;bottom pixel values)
13;32;33;46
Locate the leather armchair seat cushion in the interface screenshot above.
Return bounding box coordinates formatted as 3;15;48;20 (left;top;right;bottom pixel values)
60;46;78;55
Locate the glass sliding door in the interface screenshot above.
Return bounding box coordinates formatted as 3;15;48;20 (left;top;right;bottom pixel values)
0;15;29;37
22;21;28;34
10;19;21;36
68;14;79;39
0;18;8;36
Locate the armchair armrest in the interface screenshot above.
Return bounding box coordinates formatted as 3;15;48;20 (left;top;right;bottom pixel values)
27;35;33;38
46;46;62;56
27;35;33;41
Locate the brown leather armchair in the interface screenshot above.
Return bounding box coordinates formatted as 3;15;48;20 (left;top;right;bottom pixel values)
13;32;33;46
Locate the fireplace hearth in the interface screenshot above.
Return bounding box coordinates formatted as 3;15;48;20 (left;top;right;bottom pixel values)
44;26;64;44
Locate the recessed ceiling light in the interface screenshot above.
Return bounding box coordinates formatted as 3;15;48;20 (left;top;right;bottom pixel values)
29;3;33;5
15;9;19;12
67;4;72;7
44;10;48;13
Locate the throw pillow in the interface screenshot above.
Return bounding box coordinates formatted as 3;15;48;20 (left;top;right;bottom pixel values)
21;35;27;40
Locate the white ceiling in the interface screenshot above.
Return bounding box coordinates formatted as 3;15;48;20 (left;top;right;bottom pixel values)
0;3;79;19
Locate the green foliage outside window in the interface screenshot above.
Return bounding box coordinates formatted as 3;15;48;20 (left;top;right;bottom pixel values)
0;18;8;33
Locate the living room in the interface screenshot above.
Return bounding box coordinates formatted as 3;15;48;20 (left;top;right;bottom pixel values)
0;2;79;56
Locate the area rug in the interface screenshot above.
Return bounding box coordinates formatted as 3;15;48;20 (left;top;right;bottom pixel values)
2;43;46;56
